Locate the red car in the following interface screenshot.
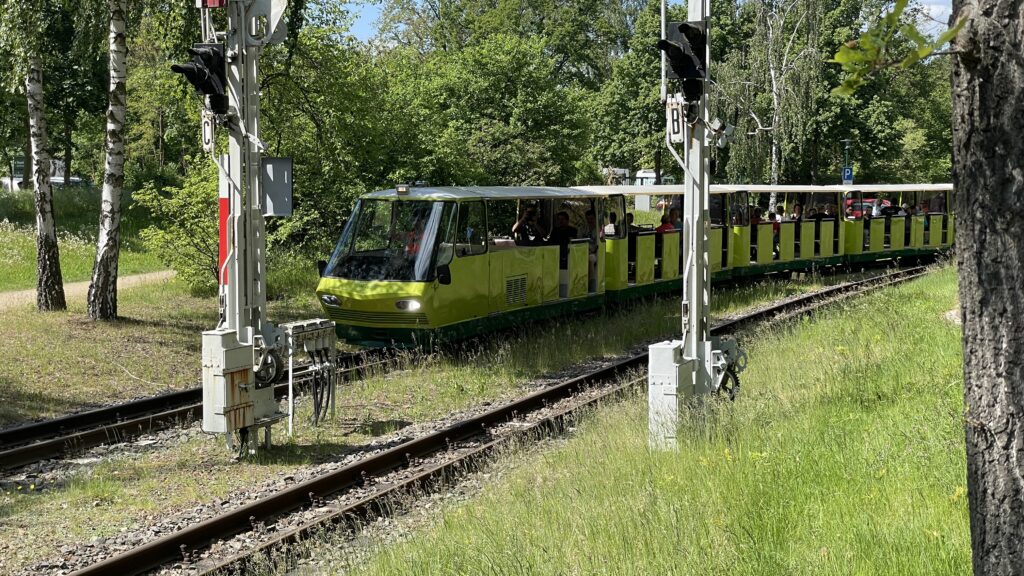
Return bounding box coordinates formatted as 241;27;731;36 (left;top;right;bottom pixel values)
845;198;891;218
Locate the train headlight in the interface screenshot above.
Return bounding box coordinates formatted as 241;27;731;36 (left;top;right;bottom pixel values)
320;294;340;306
395;300;421;312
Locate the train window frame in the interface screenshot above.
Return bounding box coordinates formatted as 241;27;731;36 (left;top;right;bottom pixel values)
485;199;520;242
433;201;459;267
730;192;749;226
605;195;627;239
455;200;487;257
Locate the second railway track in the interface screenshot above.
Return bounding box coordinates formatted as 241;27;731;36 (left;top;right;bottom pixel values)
56;264;929;576
0;349;394;471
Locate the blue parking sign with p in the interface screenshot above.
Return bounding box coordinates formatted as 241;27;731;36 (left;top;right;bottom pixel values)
842;166;854;185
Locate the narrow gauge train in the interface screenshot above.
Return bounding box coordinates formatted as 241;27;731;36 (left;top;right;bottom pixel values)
315;183;952;346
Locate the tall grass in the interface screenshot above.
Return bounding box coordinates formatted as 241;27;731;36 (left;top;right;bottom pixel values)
329;266;967;575
0;187;162;291
0;271;867;573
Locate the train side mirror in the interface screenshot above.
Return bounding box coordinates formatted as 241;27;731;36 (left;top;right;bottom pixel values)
317;259;327;277
436;264;452;285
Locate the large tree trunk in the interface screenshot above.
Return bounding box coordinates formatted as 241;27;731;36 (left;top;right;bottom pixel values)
26;56;67;312
87;0;128;320
952;0;1024;572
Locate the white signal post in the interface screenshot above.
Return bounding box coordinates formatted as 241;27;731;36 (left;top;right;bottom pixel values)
649;0;746;449
194;0;335;454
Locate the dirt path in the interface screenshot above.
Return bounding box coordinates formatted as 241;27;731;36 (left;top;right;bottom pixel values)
0;270;175;312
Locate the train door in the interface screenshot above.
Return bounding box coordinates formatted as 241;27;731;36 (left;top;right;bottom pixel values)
432;201;489;325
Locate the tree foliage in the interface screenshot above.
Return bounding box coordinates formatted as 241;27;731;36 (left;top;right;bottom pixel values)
133;158;219;295
0;0;957;277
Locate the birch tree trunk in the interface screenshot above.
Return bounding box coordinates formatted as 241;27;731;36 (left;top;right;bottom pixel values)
26;56;67;312
952;0;1024;571
87;0;128;320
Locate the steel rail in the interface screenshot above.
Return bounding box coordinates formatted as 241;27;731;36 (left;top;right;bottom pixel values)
66;264;931;576
1;267;924;471
0;350;391;470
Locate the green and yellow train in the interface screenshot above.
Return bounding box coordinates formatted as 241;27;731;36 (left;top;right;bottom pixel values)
315;184;953;346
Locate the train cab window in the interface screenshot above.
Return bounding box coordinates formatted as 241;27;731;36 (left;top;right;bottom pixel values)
324;199;453;282
456;201;487;256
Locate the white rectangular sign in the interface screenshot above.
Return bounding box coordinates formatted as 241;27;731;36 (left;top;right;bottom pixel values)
666;96;686;144
202;113;215;153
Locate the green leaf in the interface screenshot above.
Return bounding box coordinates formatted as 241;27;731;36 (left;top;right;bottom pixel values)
901;23;927;47
934;17;966;47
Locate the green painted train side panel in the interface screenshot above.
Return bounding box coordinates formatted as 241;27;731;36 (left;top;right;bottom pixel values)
756;224;773;265
710;227;723;272
569;243;588;298
911;216;925;247
636;234;655;285
487;246;558;311
844;219;863;255
595;241;606;293
799;221;815;259
837;218;846;256
338;293;607;347
891;216;905;250
605;238;628;291
779;222;795;261
435;252;490;325
541;246;559;301
731;226;750;268
820;220;835;258
928;215;943;247
488;252;503;312
660;231;680;280
869;218;885;252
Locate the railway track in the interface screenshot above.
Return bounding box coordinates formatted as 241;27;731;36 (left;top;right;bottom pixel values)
0;349;394;471
61;264;929;576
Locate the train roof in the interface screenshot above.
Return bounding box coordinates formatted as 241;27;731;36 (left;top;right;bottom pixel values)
364;183;953;200
363;186;606;201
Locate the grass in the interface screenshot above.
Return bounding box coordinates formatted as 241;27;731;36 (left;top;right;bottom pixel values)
0;270;842;573
0;187;164;291
306;265;968;576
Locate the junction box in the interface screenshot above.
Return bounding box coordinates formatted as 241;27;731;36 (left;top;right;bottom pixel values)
202;328;280;446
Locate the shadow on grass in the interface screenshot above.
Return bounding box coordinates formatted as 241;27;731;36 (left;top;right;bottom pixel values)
0;376;106;429
251;432;415;467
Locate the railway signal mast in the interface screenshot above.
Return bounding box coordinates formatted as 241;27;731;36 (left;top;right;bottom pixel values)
648;0;746;449
174;0;336;454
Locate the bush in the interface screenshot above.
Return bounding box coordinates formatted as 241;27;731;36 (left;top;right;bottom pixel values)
134;159;219;296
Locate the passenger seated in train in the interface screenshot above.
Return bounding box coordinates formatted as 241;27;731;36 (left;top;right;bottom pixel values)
791;203;803;221
604;212;619;236
669;208;683;230
774;204;787;222
626;212;640;233
655;214;675;233
547;211;577;268
512;205;547;246
823;204;836;219
750;207;763;225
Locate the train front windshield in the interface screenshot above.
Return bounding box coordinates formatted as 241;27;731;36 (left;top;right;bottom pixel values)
325;199;453;282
